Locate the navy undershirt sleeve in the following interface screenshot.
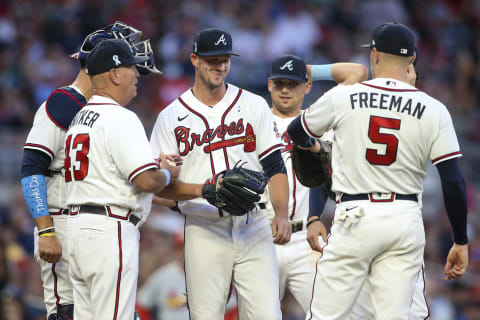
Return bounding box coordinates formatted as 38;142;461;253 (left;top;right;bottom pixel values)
308;185;329;219
287;116;316;147
436;158;468;244
21;149;52;178
260;150;287;180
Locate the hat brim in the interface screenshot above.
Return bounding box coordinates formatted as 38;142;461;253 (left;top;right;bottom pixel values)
194;50;240;56
268;74;307;83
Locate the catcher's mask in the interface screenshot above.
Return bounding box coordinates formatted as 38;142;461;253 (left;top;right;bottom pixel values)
72;21;143;67
132;39;162;75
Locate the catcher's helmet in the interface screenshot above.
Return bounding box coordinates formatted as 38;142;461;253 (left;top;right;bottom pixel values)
132;39;162;75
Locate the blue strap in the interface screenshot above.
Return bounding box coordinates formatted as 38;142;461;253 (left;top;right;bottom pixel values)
21;175;49;220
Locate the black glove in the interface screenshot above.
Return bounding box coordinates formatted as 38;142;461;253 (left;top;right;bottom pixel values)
202;162;267;216
291;140;332;188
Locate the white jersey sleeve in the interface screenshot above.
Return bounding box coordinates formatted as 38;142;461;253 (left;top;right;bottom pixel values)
429;106;461;165
301;87;338;138
108;111;158;183
150;107;178;157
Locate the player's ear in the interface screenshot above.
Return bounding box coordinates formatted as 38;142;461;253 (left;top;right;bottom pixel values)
267;79;273;93
109;68;121;86
190;53;198;68
304;80;313;95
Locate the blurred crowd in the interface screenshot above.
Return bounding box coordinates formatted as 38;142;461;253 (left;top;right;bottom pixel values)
0;0;479;319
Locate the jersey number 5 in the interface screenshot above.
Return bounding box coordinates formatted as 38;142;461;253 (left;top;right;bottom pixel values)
366;116;401;166
64;133;90;181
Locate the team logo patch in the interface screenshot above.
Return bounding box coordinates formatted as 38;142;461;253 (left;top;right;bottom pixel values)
113;55;121;66
280;60;294;71
214;34;227;46
400;48;408;54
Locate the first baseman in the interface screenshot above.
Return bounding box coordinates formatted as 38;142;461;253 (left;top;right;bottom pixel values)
288;22;468;319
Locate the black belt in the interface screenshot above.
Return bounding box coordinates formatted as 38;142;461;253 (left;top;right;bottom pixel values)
341;193;418;203
290;220;304;233
49;209;69;215
72;205;141;226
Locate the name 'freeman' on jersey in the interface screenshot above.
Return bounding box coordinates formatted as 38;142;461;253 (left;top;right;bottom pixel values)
350;92;426;120
69;109;101;129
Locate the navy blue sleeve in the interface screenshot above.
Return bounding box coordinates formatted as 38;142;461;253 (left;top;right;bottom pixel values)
260;150;287;180
21;149;51;178
45;89;85;130
436;158;468;244
308;185;329;219
287;116;316;147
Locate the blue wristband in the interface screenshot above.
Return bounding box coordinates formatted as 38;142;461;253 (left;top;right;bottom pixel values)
160;169;171;187
311;64;334;81
21;175;49;220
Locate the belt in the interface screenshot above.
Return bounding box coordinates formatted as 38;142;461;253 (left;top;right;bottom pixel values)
71;205;141;226
290;220;304;233
49;209;69;216
340;193;418;203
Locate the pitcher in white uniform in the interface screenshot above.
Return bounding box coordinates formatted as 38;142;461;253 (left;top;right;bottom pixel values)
150;28;291;320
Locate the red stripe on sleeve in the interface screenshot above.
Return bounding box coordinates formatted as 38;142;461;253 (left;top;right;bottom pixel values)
301;112;321;138
432;151;462;164
24;143;55;159
128;163;159;182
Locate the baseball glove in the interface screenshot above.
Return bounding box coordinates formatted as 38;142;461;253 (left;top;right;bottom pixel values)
291;140;332;188
202;162;268;216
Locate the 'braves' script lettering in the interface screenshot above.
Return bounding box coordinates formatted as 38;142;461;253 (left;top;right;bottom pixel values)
175;119;249;156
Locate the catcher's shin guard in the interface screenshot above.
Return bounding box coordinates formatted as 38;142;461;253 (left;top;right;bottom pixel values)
57;304;73;320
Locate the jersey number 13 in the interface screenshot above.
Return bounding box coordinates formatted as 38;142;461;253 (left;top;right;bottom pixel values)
64;133;90;181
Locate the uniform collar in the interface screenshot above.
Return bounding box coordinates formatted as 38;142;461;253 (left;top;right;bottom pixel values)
87;95;122;106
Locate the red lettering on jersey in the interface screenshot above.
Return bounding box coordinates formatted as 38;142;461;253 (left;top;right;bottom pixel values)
281;131;293;152
175;119;255;156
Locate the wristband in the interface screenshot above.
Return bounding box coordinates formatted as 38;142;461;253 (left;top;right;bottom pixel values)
311;64;334;81
21;175;49;220
160;169;171;187
38;227;55;236
40;232;57;237
306;217;321;228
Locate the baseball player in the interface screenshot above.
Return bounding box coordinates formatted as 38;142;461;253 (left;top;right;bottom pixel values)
64;39;178;319
266;54;368;314
20;22;143;319
288;22;468;319
150;27;291;320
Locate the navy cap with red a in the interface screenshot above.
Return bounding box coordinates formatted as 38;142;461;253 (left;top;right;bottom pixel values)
192;28;239;56
362;22;415;57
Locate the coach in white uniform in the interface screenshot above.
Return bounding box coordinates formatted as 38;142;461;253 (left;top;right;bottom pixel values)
288;22;469;319
151;28;291;320
64;39;179;319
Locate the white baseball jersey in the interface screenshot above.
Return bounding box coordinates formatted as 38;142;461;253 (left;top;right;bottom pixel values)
25;86;86;210
302;78;462;195
150;84;283;217
150;84;284;319
24;85;86;316
65;95;157;222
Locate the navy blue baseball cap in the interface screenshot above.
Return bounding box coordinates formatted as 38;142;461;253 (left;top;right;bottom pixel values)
362;22;415;57
192;28;239;56
269;54;308;82
86;39;149;76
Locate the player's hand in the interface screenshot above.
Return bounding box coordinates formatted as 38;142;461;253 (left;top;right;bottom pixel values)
155;154;183;167
307;218;327;252
271;216;291;245
38;235;62;263
158;153;181;182
406;64;417;86
444;243;468;280
297;139;321;153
